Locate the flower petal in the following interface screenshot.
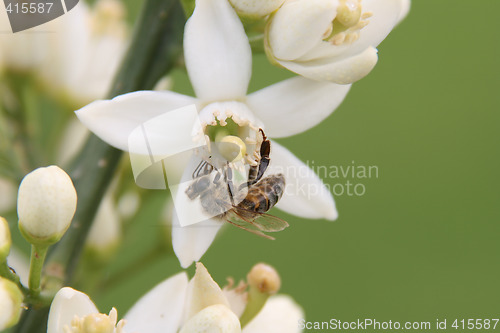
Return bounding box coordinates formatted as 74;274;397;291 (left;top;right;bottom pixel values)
172;215;224;269
243;295;304;333
267;0;336;61
184;263;231;322
360;0;404;49
169;155;226;268
184;0;251;101
246;77;351;137
47;288;98;333
299;0;402;62
397;0;411;24
268;141;337;220
278;46;378;84
75;91;197;152
124;272;189;333
222;289;247;318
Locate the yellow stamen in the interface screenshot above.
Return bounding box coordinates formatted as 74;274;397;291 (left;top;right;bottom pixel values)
325;0;372;46
64;308;126;333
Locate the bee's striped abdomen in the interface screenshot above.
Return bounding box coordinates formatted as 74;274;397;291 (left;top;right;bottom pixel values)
237;174;285;213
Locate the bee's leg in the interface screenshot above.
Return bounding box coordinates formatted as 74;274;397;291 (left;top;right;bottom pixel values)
213;171;221;184
239;129;271;190
203;161;214;175
192;160;205;179
254;129;271;183
224;164;236;205
247;164;258;185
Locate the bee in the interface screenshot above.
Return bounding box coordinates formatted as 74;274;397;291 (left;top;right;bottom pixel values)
186;129;288;239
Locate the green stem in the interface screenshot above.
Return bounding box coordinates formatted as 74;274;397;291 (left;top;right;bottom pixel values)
0;261;21;284
239;286;270;328
1;261;49;307
28;245;48;297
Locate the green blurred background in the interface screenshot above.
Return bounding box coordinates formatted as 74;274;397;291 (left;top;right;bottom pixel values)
4;0;500;331
103;0;500;329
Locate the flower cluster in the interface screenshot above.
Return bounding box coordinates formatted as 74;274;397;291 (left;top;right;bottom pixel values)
47;263;302;333
75;0;409;268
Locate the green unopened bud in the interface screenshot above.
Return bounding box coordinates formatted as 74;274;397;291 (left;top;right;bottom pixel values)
0;277;24;330
17;166;77;246
180;304;241;333
0;217;11;262
240;263;281;327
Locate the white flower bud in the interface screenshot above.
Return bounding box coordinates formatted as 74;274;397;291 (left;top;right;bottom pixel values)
0;217;12;262
0;277;24;330
229;0;285;18
17;166;77;245
180;304;241;333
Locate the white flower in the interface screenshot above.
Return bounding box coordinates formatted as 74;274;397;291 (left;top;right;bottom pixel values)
17;165;77;245
47;263;303;333
0;277;24;330
76;0;348;268
266;0;408;84
0;0;128;104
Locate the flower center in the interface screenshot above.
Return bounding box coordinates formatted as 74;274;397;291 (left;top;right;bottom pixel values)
324;0;372;45
197;102;264;170
64;308;126;333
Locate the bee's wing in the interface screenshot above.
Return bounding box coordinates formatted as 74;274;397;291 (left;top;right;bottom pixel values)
225;211;275;240
232;208;289;232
